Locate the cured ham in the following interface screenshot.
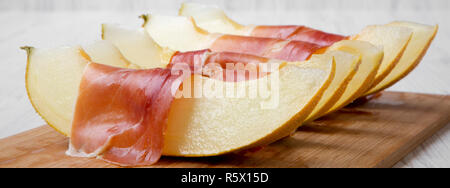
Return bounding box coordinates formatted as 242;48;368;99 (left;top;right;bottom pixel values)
210;35;325;62
251;25;347;46
169;49;272;81
144;15;329;62
68;51;275;166
204;51;270;68
168;49;211;74
68;63;186;166
177;3;346;46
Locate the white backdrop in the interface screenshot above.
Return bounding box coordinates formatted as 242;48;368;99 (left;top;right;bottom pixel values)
0;0;449;168
1;0;449;11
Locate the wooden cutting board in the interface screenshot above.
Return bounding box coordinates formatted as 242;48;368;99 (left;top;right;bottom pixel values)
0;91;449;168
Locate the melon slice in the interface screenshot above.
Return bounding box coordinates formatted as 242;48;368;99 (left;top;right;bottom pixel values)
303;50;361;122
102;24;172;68
365;21;438;95
83;40;136;68
165;60;335;156
352;25;412;88
24;46;335;156
324;40;383;114
23;46;129;136
142;14;218;52
178;2;250;35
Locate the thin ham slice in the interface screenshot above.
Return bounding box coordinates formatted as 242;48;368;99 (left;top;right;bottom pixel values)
68;63;185;166
210;35;324;62
168;49;211;74
267;40;325;62
169;50;271;82
68;50;275;166
251;25;347;46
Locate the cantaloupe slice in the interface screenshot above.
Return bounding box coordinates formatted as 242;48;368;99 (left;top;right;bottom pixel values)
142;15;218;52
24;46;335;156
178;2;250;35
23;46;130;136
102;24;172;68
364;21;438;95
324;40;383;114
303;50;361;122
165;60;335;156
83;40;135;68
351;25;412;88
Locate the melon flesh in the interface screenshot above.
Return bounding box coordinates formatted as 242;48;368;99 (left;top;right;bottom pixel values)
324;40;383;114
143;15;218;52
25;46;335;156
24;46;128;136
83;40;135;68
178;2;250;35
365;21;438;95
352;25;412;88
102;24;171;68
303;50;360;122
164;62;334;156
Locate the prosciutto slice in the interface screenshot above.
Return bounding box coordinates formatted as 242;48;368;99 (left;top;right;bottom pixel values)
168;49;211;73
68;50;274;166
210;35;325;62
251;25;347;46
169;49;271;81
68;63;185;166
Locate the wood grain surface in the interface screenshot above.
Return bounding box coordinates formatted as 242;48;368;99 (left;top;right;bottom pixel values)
0;91;448;168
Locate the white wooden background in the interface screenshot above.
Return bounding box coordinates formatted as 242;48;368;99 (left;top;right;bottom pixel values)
0;0;449;168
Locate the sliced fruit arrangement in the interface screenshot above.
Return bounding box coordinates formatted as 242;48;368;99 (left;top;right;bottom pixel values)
25;44;336;164
144;15;409;104
178;2;437;97
104;23;364;122
143;15;386;120
23;3;437;166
